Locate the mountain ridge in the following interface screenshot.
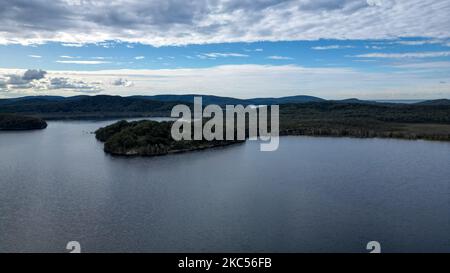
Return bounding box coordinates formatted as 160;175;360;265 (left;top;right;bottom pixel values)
3;94;448;106
1;94;449;120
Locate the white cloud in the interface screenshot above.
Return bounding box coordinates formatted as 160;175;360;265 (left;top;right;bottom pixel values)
366;0;384;6
61;43;84;47
1;69;47;90
245;48;264;52
312;45;354;50
389;61;450;69
394;40;443;46
60;55;76;59
28;55;42;58
198;52;249;59
355;51;450;58
134;56;145;60
267;55;293;60
56;60;111;64
112;78;133;87
365;45;385;49
4;63;448;99
0;69;102;94
0;78;6;91
47;77;102;93
0;0;449;46
23;69;47;81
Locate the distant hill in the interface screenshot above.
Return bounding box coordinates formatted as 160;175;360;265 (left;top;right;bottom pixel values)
0;95;184;119
247;95;325;105
131;94;248;105
1;94;449;120
416;99;450;106
0;96;66;106
330;98;378;104
131;94;325;105
0;94;326;119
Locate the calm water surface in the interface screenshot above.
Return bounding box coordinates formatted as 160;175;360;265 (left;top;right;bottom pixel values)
0;119;449;252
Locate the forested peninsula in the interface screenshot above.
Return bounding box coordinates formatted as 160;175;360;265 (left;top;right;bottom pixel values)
95;120;243;156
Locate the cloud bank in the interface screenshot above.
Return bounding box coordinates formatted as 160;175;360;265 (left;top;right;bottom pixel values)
2;65;449;99
0;0;449;46
0;69;102;94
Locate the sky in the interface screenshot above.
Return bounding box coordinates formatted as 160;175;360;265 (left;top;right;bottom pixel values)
1;0;450;99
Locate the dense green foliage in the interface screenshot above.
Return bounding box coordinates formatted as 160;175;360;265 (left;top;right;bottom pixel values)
95;100;450;156
1;95;449;122
0;114;47;130
0;94;323;119
280;102;450;123
3;95;450;146
95;120;243;156
0;95;184;119
279;102;450;140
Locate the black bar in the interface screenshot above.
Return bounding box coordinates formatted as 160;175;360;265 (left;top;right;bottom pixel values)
0;253;447;272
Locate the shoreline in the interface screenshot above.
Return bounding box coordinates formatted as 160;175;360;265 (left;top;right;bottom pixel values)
103;141;245;157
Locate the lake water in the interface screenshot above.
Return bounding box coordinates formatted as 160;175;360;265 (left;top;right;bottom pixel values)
0;119;449;253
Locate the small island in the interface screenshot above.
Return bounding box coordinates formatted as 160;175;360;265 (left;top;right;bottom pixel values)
95;120;244;156
0;114;47;130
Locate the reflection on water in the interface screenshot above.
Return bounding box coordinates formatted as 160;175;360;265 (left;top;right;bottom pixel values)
0;119;449;252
